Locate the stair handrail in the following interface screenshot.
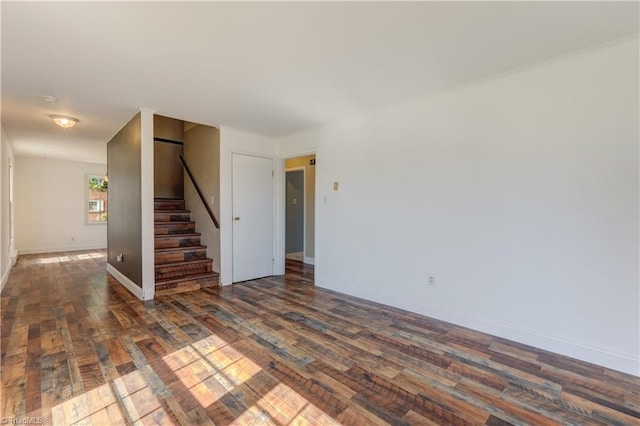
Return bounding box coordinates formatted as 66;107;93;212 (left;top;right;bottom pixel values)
179;155;220;229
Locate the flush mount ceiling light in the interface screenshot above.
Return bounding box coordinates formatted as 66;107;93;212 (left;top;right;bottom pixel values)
50;114;78;129
40;95;58;104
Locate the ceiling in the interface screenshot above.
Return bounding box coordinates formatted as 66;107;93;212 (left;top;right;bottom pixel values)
2;2;638;165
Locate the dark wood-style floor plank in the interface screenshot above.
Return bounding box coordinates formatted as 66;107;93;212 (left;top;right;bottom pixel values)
1;251;638;425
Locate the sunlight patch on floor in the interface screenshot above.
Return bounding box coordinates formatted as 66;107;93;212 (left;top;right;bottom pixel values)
39;256;70;264
40;252;104;264
51;370;173;425
246;383;340;426
51;333;336;425
163;334;262;408
162;333;337;425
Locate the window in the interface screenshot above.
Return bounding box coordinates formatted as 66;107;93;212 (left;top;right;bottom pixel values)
88;200;104;213
87;175;108;223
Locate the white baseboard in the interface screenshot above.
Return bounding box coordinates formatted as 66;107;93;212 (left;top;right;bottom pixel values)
18;244;107;255
107;263;144;300
1;263;12;293
316;279;640;377
10;247;17;266
303;256;315;265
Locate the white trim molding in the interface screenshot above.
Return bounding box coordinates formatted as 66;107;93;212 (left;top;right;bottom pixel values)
273;156;285;276
1;263;12;293
303;256;315;265
107;263;144;300
139;108;156;301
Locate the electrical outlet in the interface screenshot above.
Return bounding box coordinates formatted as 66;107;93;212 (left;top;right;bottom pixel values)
428;275;436;286
71;236;75;242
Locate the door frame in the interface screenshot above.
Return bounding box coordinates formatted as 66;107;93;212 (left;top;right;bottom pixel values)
284;166;306;260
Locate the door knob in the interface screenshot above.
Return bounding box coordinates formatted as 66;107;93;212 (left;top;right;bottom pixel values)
234;217;240;221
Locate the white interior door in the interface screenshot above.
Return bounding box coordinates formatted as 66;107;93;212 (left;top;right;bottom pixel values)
232;153;273;282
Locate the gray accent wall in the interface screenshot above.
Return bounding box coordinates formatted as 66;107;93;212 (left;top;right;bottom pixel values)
107;113;142;286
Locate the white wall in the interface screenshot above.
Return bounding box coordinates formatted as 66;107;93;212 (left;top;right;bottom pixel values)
15;156;107;254
219;126;279;285
278;39;639;375
1;125;16;292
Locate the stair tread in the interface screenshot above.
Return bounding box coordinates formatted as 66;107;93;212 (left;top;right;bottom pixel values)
156;271;219;284
155;258;213;268
154;232;201;239
155;245;207;253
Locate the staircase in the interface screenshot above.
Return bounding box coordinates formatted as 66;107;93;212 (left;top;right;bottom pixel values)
154;198;219;296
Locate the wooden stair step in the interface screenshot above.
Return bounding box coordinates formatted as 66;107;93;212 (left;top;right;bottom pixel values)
155;258;213;280
154;246;207;265
155;271;219;296
154;232;201;238
155;258;212;269
154;221;196;235
154;210;191;222
154;221;194;225
154;245;207;253
154;198;185;210
154;233;202;249
155;271;219;285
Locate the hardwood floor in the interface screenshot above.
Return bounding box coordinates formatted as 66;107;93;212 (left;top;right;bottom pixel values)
1;251;638;425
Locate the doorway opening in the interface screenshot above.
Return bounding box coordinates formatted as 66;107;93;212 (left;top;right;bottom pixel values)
285;168;304;262
284;154;315;270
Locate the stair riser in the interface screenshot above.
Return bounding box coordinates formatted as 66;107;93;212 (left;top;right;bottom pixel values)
155;249;207;265
155;262;212;280
155;223;196;235
154;212;190;222
154;200;185;210
154;236;201;249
